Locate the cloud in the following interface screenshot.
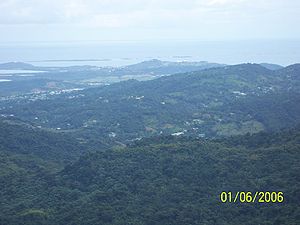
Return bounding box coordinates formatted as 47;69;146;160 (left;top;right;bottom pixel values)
0;0;272;26
0;0;299;42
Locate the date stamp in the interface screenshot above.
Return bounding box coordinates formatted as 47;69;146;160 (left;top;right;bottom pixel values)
220;191;284;203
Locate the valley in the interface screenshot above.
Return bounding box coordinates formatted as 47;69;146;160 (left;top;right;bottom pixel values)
0;59;299;225
1;62;299;147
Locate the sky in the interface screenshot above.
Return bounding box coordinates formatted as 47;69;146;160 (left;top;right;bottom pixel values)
0;0;300;43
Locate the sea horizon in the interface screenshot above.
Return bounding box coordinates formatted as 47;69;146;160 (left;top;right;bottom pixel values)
0;39;299;67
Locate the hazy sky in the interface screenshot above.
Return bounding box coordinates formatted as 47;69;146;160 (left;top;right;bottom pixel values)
0;0;299;43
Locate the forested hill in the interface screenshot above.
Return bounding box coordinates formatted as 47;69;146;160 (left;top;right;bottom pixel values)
2;63;300;145
0;62;37;70
116;59;225;75
0;119;86;164
0;127;299;225
259;63;284;70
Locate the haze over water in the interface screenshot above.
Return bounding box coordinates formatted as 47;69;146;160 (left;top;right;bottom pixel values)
0;39;299;67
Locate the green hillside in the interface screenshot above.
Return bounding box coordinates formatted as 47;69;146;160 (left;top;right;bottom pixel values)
0;127;299;224
1;63;300;145
0;118;88;165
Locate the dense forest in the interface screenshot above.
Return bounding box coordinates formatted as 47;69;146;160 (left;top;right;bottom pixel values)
0;119;299;224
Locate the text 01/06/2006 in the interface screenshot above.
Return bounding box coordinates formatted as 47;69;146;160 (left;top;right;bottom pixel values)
220;192;284;203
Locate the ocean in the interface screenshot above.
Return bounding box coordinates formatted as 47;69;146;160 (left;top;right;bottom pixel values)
0;39;299;67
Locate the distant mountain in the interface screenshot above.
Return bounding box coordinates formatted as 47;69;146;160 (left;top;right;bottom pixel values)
260;63;283;70
0;62;36;70
120;59;225;75
125;59;223;69
277;63;300;77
